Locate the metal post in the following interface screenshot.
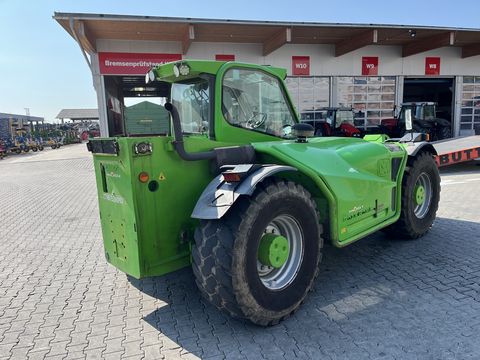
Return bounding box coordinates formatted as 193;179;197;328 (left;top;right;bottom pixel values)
454;76;463;137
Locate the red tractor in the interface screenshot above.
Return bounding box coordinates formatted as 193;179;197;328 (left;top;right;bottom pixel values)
302;107;362;138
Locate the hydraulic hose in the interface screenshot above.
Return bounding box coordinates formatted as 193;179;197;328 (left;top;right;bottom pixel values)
164;102;216;161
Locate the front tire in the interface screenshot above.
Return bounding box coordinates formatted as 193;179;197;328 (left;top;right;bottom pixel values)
385;152;440;239
192;179;323;326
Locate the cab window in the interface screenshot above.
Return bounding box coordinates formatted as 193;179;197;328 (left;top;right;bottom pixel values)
222;68;296;137
171;78;210;134
424;105;435;120
337;110;354;127
415;106;423;120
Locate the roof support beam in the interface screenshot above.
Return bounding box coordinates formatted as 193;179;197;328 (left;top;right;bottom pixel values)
68;17;91;70
76;21;96;53
335;29;377;57
402;31;455;57
182;24;195;55
263;27;291;56
462;43;480;58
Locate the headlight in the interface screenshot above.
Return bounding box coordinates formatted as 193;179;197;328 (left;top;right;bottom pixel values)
179;63;190;76
173;62;190;77
173;64;180;77
145;70;156;83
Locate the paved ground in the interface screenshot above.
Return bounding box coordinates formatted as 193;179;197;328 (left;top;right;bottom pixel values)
1;144;480;360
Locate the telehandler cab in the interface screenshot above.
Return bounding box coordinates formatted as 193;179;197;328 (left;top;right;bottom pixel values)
87;60;440;326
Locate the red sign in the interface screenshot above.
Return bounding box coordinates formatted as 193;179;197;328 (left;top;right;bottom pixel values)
98;52;182;75
425;57;441;76
215;54;235;61
362;56;379;75
292;56;310;76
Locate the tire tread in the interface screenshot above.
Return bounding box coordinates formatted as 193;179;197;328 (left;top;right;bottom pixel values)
192;178;323;326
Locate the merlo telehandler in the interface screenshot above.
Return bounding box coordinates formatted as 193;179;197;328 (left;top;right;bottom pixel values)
87;60;440;326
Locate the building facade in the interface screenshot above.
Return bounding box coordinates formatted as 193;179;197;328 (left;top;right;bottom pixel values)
55;13;480;137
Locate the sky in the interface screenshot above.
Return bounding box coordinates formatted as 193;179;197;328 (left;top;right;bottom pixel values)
0;0;478;122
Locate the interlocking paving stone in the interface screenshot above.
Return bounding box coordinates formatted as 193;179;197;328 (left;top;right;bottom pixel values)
0;144;480;359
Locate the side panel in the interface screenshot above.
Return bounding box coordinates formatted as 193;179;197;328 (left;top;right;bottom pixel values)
128;136;215;277
254;137;407;245
92;136;222;278
92;144;141;278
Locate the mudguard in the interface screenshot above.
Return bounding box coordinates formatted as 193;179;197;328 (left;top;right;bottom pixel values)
191;165;296;220
403;141;437;157
434;117;451;127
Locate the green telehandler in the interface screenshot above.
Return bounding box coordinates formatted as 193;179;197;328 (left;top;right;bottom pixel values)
87;60;440;326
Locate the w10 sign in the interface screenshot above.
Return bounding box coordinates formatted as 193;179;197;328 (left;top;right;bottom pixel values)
425;57;441;76
362;56;378;75
292;56;310;76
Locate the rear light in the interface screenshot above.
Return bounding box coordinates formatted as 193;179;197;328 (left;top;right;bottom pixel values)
221;164;258;183
138;172;150;183
223;172;242;183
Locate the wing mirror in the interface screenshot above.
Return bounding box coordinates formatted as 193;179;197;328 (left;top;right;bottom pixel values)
405;108;413;131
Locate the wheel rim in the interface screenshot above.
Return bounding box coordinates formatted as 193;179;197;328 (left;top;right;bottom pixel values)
413;172;432;219
257;214;304;291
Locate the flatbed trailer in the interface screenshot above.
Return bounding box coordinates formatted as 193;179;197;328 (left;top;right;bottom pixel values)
433;136;480;167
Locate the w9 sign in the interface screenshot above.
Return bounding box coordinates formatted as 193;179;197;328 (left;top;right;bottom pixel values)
292;56;310;76
362;56;378;76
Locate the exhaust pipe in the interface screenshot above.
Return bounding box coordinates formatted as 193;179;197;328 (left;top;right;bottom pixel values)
164;102;216;161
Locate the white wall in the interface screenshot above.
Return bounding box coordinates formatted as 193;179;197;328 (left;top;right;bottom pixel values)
96;39;480;76
97;39;182;54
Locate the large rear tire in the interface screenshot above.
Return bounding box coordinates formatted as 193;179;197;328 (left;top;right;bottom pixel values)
385;152;440;239
438;126;452;140
192;179;323;326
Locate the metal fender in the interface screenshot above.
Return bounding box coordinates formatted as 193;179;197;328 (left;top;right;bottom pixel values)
403;141;437;157
399;133;437;156
191;165;297;220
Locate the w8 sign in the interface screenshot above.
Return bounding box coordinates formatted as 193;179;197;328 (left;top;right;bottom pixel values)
425;57;441;76
292;56;310;76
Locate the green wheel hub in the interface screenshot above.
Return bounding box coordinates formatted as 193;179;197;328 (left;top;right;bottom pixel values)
258;233;289;269
415;184;426;205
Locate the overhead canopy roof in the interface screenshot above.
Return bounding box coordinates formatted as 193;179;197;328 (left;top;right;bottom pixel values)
56;108;99;120
0;112;44;122
54;12;480;58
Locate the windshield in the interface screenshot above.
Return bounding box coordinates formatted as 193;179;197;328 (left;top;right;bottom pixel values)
222;68;296;138
336;110;354;128
171;78;210;134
